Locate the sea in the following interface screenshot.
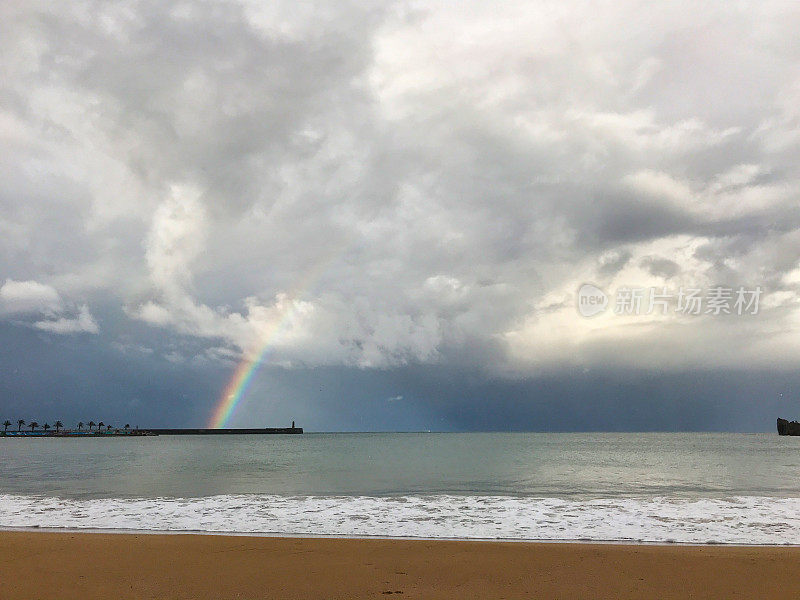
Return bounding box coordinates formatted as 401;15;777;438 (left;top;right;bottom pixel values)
1;432;800;544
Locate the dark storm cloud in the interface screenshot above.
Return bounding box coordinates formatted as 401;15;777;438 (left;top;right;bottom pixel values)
3;318;794;432
598;251;632;278
639;257;680;280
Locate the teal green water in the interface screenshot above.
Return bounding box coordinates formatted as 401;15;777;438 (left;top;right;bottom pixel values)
2;432;799;499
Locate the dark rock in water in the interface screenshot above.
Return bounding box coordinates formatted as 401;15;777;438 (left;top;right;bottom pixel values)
777;418;800;435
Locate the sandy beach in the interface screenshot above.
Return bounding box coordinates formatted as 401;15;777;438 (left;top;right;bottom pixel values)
1;531;799;599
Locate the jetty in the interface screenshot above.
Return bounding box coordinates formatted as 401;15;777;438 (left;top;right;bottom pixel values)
147;427;303;435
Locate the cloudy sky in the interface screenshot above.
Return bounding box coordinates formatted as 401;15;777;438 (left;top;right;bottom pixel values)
2;1;800;431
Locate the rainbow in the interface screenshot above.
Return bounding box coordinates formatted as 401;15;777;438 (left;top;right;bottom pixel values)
207;248;352;428
207;316;294;429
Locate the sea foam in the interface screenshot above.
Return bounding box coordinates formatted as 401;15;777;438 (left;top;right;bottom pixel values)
1;494;799;544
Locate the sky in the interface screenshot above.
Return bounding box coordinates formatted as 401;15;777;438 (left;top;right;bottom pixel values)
2;1;800;431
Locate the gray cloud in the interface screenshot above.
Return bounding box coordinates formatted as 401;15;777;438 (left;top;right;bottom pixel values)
598;251;632;278
639;257;680;280
2;0;800;423
34;304;99;335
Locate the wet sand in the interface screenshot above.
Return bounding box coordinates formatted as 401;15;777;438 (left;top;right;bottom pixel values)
1;531;800;599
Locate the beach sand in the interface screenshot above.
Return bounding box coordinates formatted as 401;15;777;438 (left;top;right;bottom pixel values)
1;531;800;599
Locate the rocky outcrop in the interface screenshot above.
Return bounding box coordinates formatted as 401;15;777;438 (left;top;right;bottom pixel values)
777;418;800;435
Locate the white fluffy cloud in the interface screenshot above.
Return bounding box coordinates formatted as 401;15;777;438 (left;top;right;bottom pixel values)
0;279;62;314
2;1;800;369
127;185;443;366
0;279;98;334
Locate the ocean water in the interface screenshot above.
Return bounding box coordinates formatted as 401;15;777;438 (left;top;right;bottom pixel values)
2;432;800;544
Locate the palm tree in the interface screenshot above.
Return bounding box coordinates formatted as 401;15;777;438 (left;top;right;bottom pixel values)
29;421;39;432
88;421;95;431
42;423;50;433
17;419;25;432
124;424;130;431
3;420;10;433
106;424;112;432
77;421;84;431
55;421;63;433
98;421;105;433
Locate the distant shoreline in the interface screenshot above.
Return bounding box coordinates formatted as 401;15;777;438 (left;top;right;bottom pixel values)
0;431;153;437
0;427;303;437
